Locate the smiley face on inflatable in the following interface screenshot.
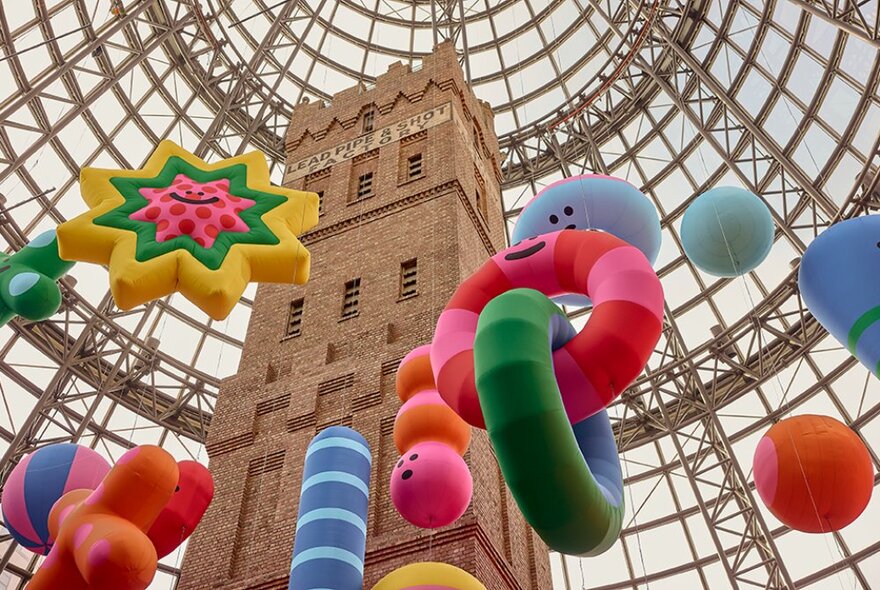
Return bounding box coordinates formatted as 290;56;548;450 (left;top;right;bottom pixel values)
433;229;664;429
511;175;661;307
57;140;318;320
131;175;256;248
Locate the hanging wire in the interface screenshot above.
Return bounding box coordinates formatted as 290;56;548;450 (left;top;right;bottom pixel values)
0;189;57;214
0;25;91;63
622;452;650;589
341;20;376;419
708;193;852;590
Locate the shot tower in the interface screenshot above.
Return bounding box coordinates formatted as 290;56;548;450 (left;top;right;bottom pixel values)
178;42;550;590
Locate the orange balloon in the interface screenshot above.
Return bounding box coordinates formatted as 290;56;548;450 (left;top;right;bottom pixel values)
29;446;179;590
396;348;435;402
395;392;471;455
754;415;874;533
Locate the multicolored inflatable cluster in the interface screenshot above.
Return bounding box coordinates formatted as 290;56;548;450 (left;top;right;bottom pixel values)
375;175;661;557
430;223;662;554
384;176;873;557
7;166;874;588
2;443;213;590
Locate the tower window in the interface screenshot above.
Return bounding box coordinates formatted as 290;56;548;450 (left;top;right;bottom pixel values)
400;259;418;299
342;278;361;319
286;298;304;337
475;187;487;219
356;172;374;200
363;108;375;133
407;154;423;179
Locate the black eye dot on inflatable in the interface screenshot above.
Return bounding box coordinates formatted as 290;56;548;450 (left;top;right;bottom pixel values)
549;214;559;224
401;469;413;480
566;224;577;230
564;206;574;216
876;241;880;249
397;459;404;468
409;453;419;461
175;486;180;492
198;192;205;196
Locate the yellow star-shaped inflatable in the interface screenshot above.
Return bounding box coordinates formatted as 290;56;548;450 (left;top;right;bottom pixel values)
57;140;318;320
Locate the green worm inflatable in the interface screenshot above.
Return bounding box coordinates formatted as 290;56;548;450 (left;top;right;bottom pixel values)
474;288;625;556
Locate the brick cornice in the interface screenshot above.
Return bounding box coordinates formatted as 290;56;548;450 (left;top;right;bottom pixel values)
216;522;526;590
300;180;496;257
364;521;527;590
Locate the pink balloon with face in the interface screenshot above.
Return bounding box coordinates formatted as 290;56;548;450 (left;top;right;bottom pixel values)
390;442;472;529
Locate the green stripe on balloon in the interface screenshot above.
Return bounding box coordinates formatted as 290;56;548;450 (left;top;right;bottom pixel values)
847;305;880;360
473;287;624;556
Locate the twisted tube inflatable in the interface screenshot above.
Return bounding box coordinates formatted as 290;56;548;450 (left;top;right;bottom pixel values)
432;229;664;428
474;288;625;555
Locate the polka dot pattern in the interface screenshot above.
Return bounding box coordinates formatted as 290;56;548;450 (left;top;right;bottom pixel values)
130;174;255;248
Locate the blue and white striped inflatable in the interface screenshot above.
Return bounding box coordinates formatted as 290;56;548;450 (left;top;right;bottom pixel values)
289;426;372;590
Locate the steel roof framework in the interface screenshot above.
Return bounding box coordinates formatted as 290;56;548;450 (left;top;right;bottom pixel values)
0;0;878;588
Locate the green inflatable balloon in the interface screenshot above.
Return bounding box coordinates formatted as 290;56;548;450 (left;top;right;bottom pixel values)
474;288;625;556
0;229;74;326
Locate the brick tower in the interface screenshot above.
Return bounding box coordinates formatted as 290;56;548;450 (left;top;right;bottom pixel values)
178;42;551;590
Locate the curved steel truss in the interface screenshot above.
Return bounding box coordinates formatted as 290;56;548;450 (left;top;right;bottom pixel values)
0;0;879;588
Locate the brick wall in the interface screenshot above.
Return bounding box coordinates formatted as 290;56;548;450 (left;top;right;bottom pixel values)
177;41;550;590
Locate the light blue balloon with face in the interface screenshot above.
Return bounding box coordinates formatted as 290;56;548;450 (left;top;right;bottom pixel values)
511;174;662;307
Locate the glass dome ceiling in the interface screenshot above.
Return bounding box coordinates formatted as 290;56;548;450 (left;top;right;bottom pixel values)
0;0;879;588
